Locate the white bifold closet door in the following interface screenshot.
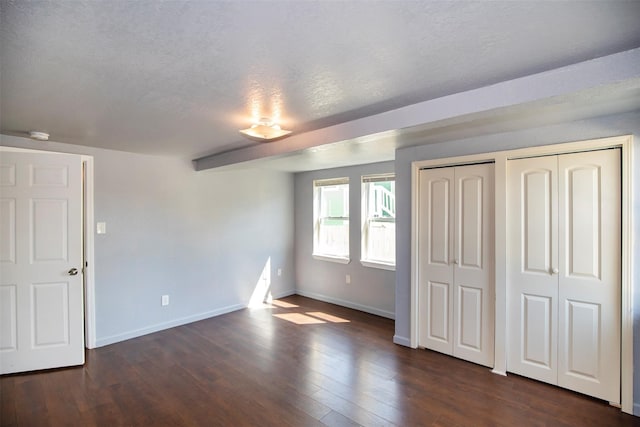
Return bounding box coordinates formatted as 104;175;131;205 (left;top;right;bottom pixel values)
507;149;620;403
418;163;494;368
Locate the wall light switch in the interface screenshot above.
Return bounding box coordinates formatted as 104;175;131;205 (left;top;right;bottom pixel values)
346;274;351;284
277;268;282;276
161;295;169;306
96;222;107;234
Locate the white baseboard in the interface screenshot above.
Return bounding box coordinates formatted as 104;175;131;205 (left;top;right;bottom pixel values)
94;288;299;348
271;288;296;299
95;303;245;348
491;368;507;376
393;335;411;347
294;289;395;319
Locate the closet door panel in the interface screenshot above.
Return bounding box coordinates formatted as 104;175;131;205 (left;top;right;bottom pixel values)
418;168;454;354
557;149;620;403
521;294;553;368
459;175;483;269
507;156;558;385
453;163;494;367
457;285;482;350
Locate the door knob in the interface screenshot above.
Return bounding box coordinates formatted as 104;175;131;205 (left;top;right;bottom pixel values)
453;259;459;265
68;268;79;276
551;268;559;275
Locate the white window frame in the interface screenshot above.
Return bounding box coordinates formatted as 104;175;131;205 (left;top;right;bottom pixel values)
361;174;395;270
312;177;350;263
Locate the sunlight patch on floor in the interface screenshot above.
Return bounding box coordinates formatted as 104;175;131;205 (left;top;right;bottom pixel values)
270;300;299;308
273;313;326;324
273;308;351;325
306;311;350;323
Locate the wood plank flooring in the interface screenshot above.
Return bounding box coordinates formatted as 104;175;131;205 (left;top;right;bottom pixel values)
1;295;638;426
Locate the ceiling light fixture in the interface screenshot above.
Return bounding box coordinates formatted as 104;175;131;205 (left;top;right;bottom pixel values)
239;118;291;141
29;131;50;141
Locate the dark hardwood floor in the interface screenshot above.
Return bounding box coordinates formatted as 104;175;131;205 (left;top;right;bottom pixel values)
1;295;638;426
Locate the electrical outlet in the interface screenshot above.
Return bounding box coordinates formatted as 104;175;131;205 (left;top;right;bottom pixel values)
161;295;169;306
277;268;282;276
96;222;107;234
346;274;351;284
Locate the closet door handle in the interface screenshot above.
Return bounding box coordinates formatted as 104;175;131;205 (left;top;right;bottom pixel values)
453;259;459;265
551;268;559;275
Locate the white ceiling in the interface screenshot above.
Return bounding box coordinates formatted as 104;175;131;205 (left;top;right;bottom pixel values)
2;1;640;171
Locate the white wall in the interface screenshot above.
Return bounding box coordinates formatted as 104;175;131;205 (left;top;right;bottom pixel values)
294;161;395;318
0;134;295;346
393;110;640;414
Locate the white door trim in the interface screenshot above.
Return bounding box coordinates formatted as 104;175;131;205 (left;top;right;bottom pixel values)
82;155;96;349
0;146;96;350
410;134;634;414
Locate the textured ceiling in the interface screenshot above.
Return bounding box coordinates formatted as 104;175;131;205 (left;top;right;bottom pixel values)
2;1;640;167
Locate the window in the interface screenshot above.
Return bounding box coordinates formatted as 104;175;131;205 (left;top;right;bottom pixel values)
361;174;395;269
313;178;349;262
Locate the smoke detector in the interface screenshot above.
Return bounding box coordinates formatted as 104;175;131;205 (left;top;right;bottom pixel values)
29;131;50;141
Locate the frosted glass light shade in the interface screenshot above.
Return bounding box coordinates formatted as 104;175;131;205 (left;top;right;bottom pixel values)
239;119;291;140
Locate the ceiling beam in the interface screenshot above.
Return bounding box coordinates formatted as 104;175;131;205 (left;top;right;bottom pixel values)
193;48;640;171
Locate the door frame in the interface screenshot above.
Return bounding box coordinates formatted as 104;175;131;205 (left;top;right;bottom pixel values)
0;146;96;350
410;135;634;414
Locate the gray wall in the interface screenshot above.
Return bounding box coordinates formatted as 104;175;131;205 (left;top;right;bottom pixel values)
393;110;640;413
1;134;295;346
294;161;396;319
4;108;640;411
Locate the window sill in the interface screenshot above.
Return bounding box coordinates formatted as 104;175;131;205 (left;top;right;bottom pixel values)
360;260;396;271
313;254;351;264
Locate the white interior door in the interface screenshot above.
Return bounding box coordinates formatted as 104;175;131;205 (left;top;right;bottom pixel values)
507;150;620;403
507;156;559;384
557;150;620;403
418;167;454;355
418;163;494;367
452;164;494;367
0;150;85;374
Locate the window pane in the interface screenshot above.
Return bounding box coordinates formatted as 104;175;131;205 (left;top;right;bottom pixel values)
369;181;395;219
366;220;395;263
317;218;349;257
321;186;348;217
314;179;349;259
362;175;395;265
